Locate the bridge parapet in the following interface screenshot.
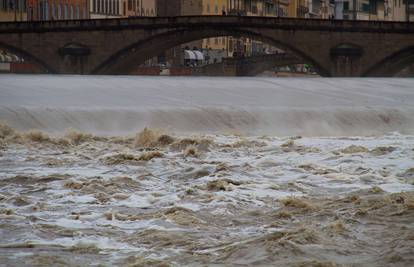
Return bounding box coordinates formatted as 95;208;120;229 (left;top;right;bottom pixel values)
0;16;413;33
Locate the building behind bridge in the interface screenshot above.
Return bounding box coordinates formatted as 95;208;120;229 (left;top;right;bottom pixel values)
333;0;414;21
0;0;158;21
156;0;289;67
0;0;27;21
25;0;89;20
1;0;412;22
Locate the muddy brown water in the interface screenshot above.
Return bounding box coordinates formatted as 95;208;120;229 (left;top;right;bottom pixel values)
0;127;413;266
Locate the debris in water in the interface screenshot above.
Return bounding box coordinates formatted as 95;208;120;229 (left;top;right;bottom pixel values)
338;145;369;154
370;146;397;156
138;151;164;161
206;178;241;191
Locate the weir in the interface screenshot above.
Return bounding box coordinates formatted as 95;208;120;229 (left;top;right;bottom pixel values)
1;75;413;136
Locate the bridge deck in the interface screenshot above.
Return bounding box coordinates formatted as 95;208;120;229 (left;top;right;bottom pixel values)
0;16;413;34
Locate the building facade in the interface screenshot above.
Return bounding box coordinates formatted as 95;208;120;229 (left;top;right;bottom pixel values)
156;0;203;66
333;0;413;21
89;0;123;18
288;0;308;17
155;0;286;67
0;0;27;21
27;0;89;20
156;0;202;16
202;0;229;64
124;0;155;17
307;0;334;18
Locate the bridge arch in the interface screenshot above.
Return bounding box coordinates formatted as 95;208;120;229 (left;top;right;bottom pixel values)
0;41;55;73
362;46;414;77
91;28;331;76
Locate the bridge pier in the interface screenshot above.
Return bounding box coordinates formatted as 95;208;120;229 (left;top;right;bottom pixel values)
59;43;91;74
329;44;363;77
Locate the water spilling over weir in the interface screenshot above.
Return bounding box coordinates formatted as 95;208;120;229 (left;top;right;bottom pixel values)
1;75;414;136
0;75;413;266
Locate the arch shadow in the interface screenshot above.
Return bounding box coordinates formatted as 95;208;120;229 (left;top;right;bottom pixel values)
0;42;56;74
363;46;414;77
92;27;331;77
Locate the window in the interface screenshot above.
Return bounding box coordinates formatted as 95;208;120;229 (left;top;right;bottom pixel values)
40;1;49;20
361;3;369;12
57;4;61;19
52;3;55;19
70;5;73;19
64;4;68;19
46;2;49;20
343;1;349;11
76;5;79;18
207;4;210;13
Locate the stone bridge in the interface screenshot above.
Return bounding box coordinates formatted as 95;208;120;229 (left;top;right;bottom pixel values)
0;16;413;76
199;53;302;76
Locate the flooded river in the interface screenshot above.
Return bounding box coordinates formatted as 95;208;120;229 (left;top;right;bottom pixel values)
0;76;413;266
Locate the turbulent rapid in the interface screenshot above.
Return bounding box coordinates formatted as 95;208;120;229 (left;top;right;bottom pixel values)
0;75;413;266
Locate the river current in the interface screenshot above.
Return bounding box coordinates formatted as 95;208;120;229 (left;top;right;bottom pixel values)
0;75;413;266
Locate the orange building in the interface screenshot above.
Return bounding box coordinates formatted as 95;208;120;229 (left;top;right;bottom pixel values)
27;0;89;20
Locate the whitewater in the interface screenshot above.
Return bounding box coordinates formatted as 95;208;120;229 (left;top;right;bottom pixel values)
0;75;413;266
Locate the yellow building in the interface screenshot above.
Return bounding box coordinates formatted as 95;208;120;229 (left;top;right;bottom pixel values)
202;0;230;63
202;0;287;63
288;0;308;18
